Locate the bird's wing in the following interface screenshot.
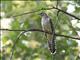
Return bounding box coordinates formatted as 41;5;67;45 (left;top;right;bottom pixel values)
44;18;55;40
49;18;55;40
48;18;56;54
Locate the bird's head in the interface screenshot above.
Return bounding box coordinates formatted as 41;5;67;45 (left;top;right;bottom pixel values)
39;12;47;16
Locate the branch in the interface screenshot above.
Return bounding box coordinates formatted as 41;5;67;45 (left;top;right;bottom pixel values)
0;29;80;40
55;34;80;40
53;7;80;20
11;7;80;20
1;28;78;60
12;9;41;17
0;29;26;31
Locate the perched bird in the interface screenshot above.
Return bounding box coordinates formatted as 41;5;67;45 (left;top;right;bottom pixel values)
39;12;56;54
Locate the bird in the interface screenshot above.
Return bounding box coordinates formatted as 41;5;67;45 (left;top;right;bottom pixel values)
39;12;56;54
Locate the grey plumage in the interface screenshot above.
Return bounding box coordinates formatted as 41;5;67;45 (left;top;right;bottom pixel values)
40;12;56;54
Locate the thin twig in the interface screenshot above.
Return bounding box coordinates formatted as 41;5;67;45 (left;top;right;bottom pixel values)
0;29;26;31
55;34;80;40
11;7;80;20
0;29;80;40
53;7;80;20
12;10;41;17
9;32;24;60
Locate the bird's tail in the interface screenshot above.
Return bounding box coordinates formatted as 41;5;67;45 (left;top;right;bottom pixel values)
48;39;56;54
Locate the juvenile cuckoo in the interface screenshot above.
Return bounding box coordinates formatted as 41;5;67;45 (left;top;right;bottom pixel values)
40;12;56;54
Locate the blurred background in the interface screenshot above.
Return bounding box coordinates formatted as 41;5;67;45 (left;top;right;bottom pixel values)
0;1;80;60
